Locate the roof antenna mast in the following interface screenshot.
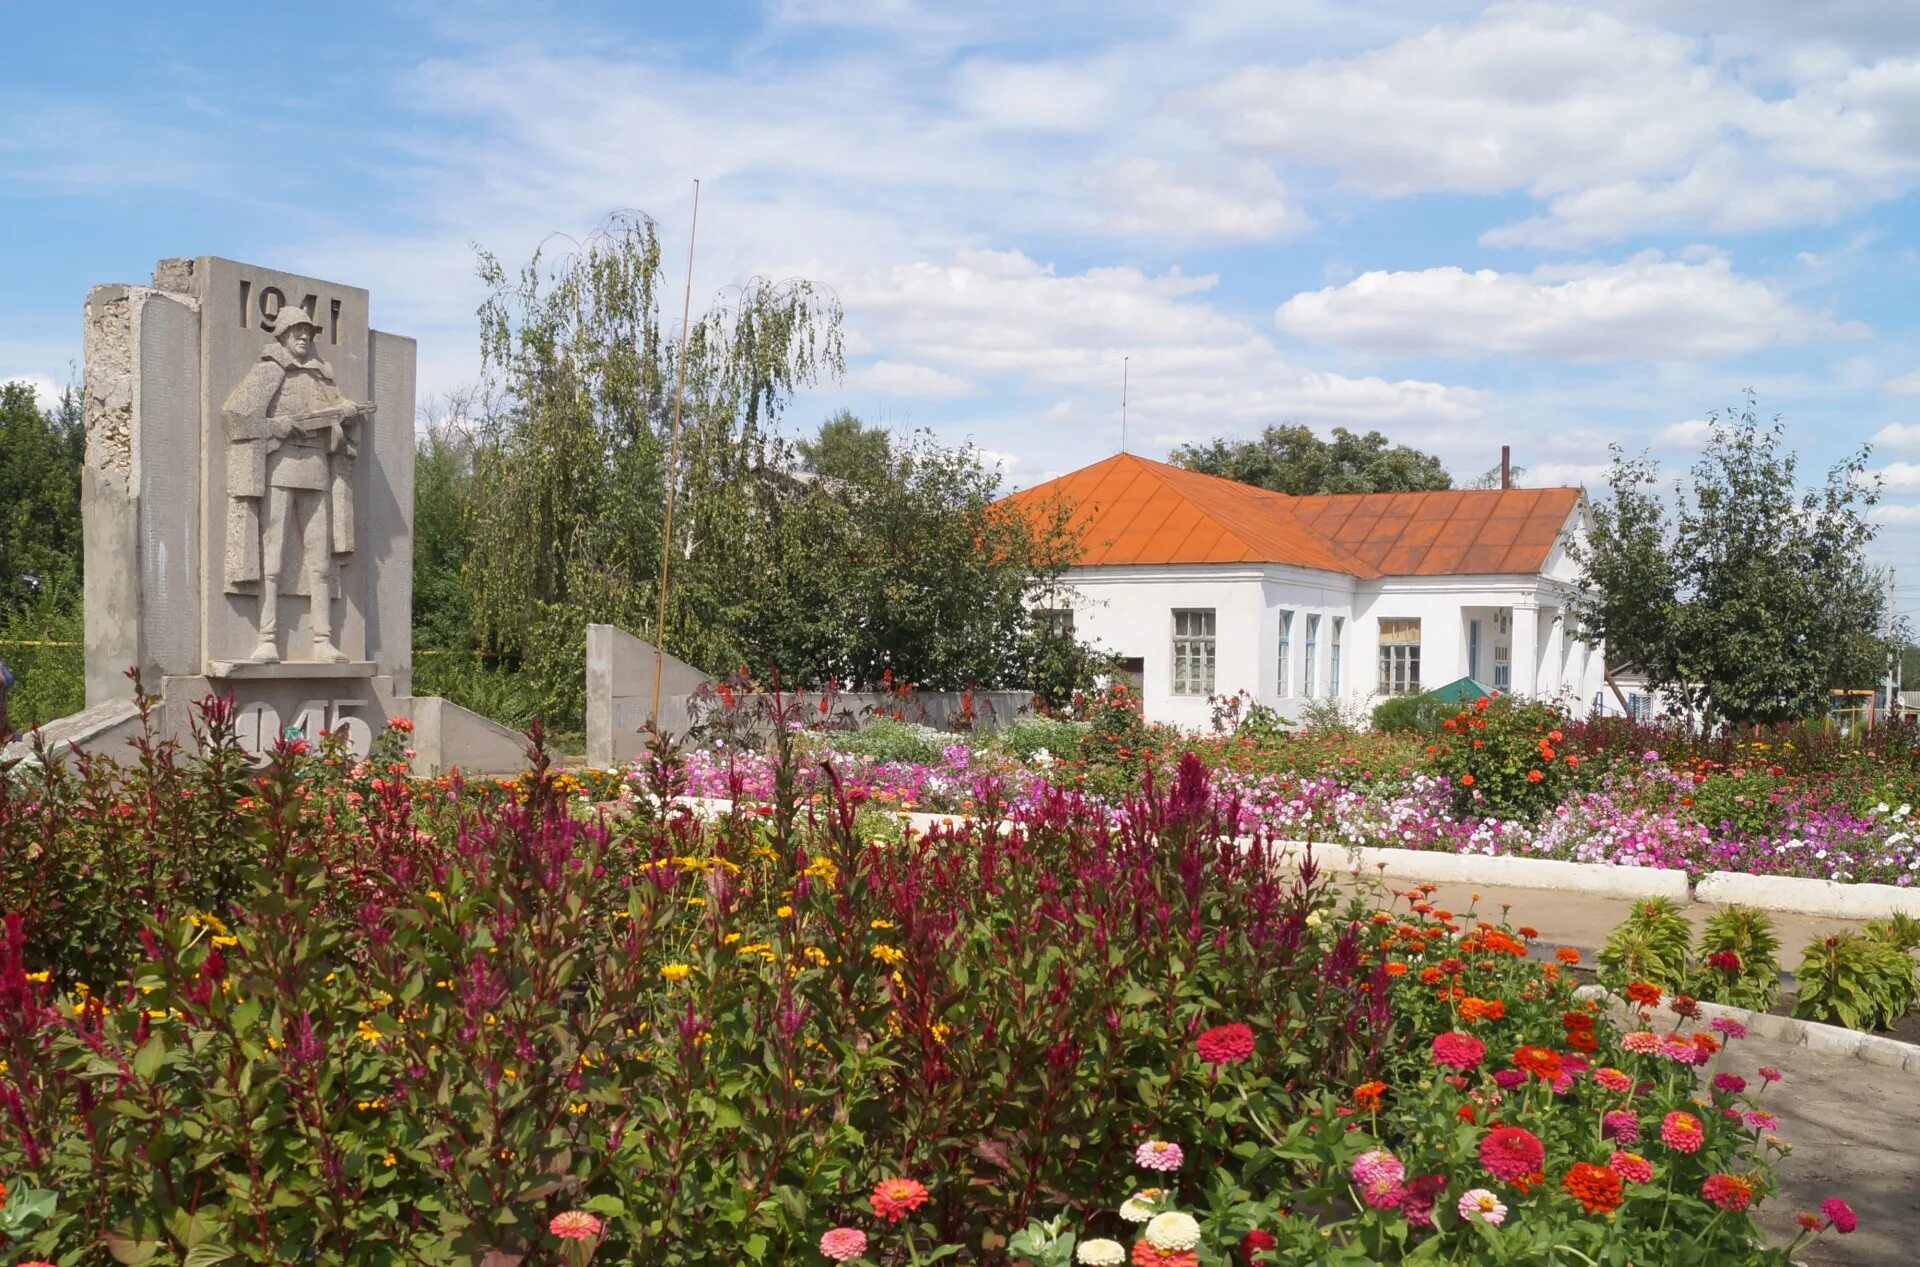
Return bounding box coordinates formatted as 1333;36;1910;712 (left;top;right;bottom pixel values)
1121;355;1129;454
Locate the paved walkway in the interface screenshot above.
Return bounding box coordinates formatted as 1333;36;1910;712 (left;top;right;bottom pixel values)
1325;873;1916;1262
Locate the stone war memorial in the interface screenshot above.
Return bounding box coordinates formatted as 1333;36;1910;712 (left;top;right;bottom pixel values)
1;256;525;772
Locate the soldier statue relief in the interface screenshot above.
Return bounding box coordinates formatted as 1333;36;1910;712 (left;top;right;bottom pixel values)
221;304;375;662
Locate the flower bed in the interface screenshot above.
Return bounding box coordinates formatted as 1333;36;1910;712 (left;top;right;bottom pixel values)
0;705;1858;1264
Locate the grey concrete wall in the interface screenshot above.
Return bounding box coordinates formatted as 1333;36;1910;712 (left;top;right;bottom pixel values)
586;624;712;768
365;330;416;695
409;696;529;776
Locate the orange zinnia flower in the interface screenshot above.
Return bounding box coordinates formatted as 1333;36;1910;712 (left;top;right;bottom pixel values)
1354;1081;1388;1112
1555;947;1581;965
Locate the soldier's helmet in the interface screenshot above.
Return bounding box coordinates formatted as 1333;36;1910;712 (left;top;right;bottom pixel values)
268;304;323;337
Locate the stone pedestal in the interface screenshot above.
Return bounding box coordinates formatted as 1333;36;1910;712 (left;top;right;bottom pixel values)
4;256;524;775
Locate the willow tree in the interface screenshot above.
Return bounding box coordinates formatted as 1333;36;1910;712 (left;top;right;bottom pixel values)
465;213;843;720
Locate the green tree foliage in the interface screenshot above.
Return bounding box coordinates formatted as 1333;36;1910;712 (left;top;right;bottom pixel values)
1170;424;1454;495
1570;400;1889;726
455;214;1101;725
758;430;1100;701
0;380;83;612
796;408;891;482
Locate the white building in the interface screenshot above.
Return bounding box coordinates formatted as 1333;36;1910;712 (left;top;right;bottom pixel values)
1002;453;1607;729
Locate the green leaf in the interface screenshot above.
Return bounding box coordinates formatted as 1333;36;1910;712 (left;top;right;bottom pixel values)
132;1034;169;1081
103;1231;160;1266
182;1245;235;1267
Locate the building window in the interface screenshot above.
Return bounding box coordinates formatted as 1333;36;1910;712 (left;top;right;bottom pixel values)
1331;617;1344;696
1303;614;1320;698
1277;609;1293;696
1378;618;1421;695
1172;609;1216;696
1496;610;1512;636
1468;618;1481;681
1039;609;1075;639
1493;644;1510;690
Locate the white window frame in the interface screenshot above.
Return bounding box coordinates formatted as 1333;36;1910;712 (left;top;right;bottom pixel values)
1493;644;1511;690
1277;609;1293;697
1378;618;1422;696
1330;617;1344;696
1303;614;1319;698
1172;609;1217;697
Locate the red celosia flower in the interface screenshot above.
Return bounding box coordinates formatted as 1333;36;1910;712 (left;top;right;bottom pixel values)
1701;1173;1757;1212
1822;1198;1858;1233
1479;1126;1545;1182
872;1177;929;1223
1196;1022;1255;1067
1432;1031;1486;1070
1238;1229;1276;1262
1562;1162;1624;1214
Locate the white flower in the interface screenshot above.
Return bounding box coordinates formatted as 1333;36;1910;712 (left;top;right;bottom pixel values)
1076;1239;1126;1266
1144;1212;1201;1252
1118;1190;1165;1223
1305;910;1323;929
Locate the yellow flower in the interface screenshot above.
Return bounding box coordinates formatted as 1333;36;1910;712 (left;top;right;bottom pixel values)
685;897;706;908
776;905;794;919
871;944;906;967
426;890;444;903
383;1152;397;1167
569;1101;589;1114
660;963;694;983
930;1022;953;1044
211;935;238;948
869;919;894;930
356;1020;383;1044
803;946;830;968
723;932;742;946
24;971;49;985
502;1067;518;1080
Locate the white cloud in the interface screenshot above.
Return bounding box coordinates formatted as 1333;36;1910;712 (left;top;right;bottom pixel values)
1092;158;1305;241
1655;418;1715;448
1;373;62;411
845;360;976;399
1523;460;1611;486
1871;422;1920;452
837;248;1488;444
1871;502;1920;524
1886;368;1920;396
1206;2;1920;245
1871;462;1920;492
1273;253;1860;360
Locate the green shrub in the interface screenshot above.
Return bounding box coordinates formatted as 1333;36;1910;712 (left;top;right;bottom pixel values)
0;583;84;730
1691;906;1782;1009
1794;930;1920;1030
1369;693;1440;734
1427;694;1579;819
1598;897;1694;993
1865;912;1920;953
996;715;1088;762
830;717;948;764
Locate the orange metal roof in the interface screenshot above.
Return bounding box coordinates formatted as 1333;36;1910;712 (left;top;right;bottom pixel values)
999;453;1580;577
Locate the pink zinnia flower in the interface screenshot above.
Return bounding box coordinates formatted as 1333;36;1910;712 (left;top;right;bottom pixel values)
1479;1126;1545;1182
1351;1150;1405;1188
1602;1111;1640;1144
1196;1022;1255;1066
1745;1110;1779;1130
820;1227;868;1261
1457;1188;1506;1225
1713;1073;1747;1095
1710;1017;1748;1039
1361;1180;1407;1210
1822;1197;1858;1234
1609;1151;1653;1184
1135;1140;1184;1172
1492;1069;1526;1091
1594;1067;1632;1094
1621;1030;1660;1054
549;1211;603;1241
1431;1030;1486;1070
1661;1111;1704;1153
1757;1066;1782;1083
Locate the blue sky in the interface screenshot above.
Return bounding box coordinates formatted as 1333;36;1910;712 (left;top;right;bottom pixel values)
7;1;1920;566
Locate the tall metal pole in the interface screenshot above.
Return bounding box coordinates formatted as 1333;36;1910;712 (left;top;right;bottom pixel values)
1121;355;1129;453
652;179;701;729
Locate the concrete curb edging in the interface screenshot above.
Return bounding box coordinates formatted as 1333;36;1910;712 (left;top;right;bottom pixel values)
645;796;1920;919
1573;985;1920;1078
1693;871;1920;920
